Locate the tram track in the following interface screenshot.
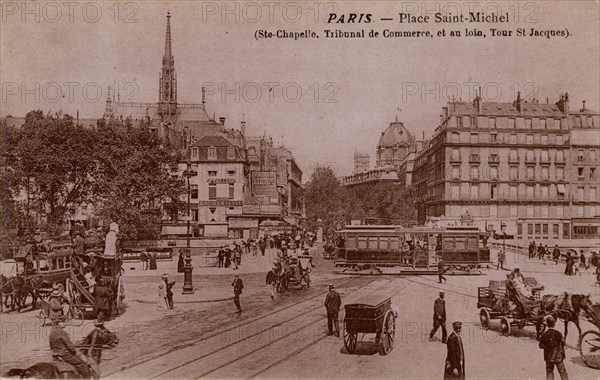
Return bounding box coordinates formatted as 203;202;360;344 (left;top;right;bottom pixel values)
104;276;377;378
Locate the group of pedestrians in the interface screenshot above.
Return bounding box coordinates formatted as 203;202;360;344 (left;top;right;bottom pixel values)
217;245;242;269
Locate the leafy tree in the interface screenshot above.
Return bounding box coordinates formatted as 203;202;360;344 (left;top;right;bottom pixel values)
304;165;345;233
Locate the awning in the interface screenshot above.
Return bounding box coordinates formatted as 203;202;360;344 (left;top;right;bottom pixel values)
557;184;566;194
283;217;299;226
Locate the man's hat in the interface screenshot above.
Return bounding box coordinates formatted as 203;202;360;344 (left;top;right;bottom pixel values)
514;268;520;272
51;289;61;296
452;321;462;328
439;291;445;295
161;273;168;278
52;283;59;290
328;284;334;289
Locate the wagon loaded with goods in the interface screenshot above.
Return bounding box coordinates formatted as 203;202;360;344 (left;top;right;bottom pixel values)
343;292;397;355
579;282;600;369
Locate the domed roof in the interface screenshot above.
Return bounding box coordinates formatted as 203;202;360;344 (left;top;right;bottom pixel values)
378;121;415;148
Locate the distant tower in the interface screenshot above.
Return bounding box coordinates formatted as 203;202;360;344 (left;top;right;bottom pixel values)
353;150;370;174
103;86;114;119
158;12;177;120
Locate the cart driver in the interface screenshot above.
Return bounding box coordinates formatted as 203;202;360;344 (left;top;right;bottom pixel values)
48;284;70;322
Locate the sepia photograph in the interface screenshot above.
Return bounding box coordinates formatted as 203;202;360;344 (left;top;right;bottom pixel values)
1;0;599;378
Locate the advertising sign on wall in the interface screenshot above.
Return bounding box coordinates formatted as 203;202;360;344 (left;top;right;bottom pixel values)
251;171;278;197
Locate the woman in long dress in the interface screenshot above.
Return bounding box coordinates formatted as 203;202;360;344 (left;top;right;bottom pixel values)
157;283;168;310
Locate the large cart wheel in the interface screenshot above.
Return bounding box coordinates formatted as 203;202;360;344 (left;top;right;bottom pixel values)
379;311;396;355
500;317;511;336
479;308;491;330
68;306;84;327
343;324;358;354
116;276;124;315
579;330;600;369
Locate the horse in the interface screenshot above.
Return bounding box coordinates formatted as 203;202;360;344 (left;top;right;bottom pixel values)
541;292;593;340
6;326;119;379
12;275;43;312
1;275;17;311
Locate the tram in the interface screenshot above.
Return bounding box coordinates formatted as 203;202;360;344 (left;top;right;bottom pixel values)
334;225;490;273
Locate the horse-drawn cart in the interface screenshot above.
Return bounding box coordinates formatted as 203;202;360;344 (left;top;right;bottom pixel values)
343;293;397;355
477;278;545;337
579;282;600;369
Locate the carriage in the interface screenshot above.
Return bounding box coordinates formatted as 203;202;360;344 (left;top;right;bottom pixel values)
67;251;125;319
579;282;600;369
477;277;546;337
343;292;397;355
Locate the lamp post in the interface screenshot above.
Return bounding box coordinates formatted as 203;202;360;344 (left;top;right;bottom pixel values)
500;221;507;255
182;160;197;294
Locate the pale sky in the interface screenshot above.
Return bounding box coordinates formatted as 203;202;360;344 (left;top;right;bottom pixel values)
2;0;599;176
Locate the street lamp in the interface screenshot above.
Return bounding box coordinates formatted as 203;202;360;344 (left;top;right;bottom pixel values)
182;160;197;294
500;221;507;255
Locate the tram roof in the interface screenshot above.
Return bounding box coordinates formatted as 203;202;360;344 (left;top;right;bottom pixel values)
336;226;482;235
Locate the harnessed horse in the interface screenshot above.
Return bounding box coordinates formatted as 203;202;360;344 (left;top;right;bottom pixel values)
541;292;593;340
1;275;17;311
11;275;43;312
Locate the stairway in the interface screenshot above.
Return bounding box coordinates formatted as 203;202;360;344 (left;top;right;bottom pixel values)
70;254;95;305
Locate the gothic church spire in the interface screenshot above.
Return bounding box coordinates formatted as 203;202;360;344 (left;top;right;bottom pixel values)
158;11;177;119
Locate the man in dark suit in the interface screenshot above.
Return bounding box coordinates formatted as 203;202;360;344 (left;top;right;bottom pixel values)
162;274;175;310
232;274;244;313
429;291;447;343
94;279;112;323
324;284;341;337
444;321;465;379
539;316;569;380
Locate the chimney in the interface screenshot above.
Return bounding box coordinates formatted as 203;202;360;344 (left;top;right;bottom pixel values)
515;91;523;113
580;100;588;112
241;120;246;135
556;93;569;116
473;86;482;113
219;117;226;125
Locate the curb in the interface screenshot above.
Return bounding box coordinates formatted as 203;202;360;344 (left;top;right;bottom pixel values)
134;296;233;304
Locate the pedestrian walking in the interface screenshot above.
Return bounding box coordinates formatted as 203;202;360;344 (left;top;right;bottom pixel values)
259;238;266;256
529;241;535;259
444;321;465;379
538;243;546;263
497;250;506;270
552;245;561;265
324;284;341;337
157;283;168;310
162;274;175;309
538;315;569;380
579;250;588;270
149;252;157;270
266;265;277;300
177;249;185;273
429;291;447;343
232;274;244;313
218;249;224;268
438;260;447;283
564;251;575;276
140;251;148;270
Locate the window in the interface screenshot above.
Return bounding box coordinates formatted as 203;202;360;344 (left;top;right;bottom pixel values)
451;184;459;198
541;185;549;198
590;150;597;162
490;166;498;180
526;149;534;161
490;133;497;143
577;150;584;162
540;119;546;129
379;238;389;250
509;149;518;162
191;184;198;199
489;153;499;163
227;147;235;159
578;167;584;179
229;184;235;199
556;150;564;162
192;209;198;222
525;119;532;129
470;117;477;128
451;148;460;161
451;166;460;179
527;134;533;144
451;132;459;143
541;150;549;162
543;224;549;237
556;167;564;181
470;153;480;162
208;170;217;177
208;146;217;160
508;118;515;128
456;117;463;128
556;134;563;145
535;224;541;235
509;166;518;180
591;167;597;180
527;185;534;198
470;184;479;198
552;224;559;239
227;170;235;177
490;184;497;199
209;184;216;200
517;223;523;237
489;117;496;128
541;134;548;145
191;147;199;159
509;185;517;198
541;166;549;180
389;237;399;251
470;166;479;179
368;237;378;250
591;187;597;200
527;166;535;180
577;187;584;199
510;134;517;144
527;224;534;236
470;133;478;144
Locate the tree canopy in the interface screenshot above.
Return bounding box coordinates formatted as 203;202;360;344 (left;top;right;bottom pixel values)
3;111;184;239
